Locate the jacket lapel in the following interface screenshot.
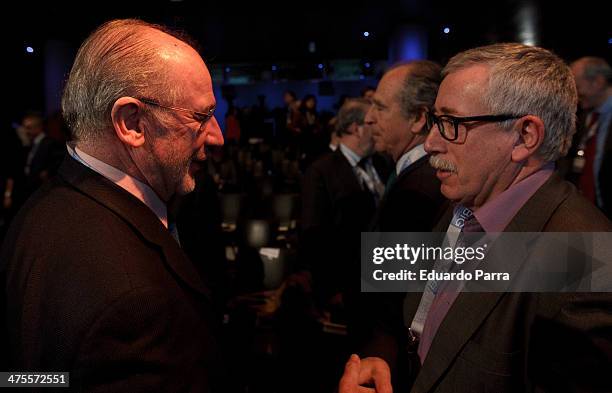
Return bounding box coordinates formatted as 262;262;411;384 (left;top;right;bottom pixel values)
57;156;211;298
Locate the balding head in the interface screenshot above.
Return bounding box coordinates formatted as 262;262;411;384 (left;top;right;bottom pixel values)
62;19;202;143
62;19;223;202
387;61;442;120
365;60;441;161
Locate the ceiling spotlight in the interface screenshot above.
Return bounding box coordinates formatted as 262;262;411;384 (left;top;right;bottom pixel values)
26;46;34;53
317;63;324;70
363;31;370;38
443;27;450;34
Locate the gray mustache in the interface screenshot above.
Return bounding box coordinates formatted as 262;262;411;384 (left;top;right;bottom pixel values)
429;155;458;173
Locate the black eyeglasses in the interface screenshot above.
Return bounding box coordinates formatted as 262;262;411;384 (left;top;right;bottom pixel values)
426;112;525;142
138;97;215;134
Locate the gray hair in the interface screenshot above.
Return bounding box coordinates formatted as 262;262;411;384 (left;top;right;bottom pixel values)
335;98;371;136
389;60;442;120
577;57;612;83
443;43;577;162
62;19;193;143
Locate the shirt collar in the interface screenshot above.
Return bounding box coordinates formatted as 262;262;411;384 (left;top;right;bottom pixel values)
339;143;363;167
396;143;427;175
66;144;168;228
473;162;555;232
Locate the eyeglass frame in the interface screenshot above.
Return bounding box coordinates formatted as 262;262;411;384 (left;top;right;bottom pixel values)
426;111;526;142
137;97;216;134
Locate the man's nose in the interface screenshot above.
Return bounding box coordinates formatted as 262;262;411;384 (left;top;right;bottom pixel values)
364;107;375;125
424;125;445;154
205;116;224;147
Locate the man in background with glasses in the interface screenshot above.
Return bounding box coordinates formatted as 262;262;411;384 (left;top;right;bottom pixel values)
341;43;612;393
1;19;224;391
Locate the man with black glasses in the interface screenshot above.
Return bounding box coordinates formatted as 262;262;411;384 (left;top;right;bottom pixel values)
1;19;224;391
340;43;612;393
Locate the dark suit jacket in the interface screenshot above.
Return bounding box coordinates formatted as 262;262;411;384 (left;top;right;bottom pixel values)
361;154;446;385
300;149;385;302
372;155;447;232
1;156;219;392
369;174;612;393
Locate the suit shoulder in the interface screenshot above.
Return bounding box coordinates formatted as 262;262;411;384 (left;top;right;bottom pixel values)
307;151;343;173
545;182;612;231
3;177;166;290
11;177;139;242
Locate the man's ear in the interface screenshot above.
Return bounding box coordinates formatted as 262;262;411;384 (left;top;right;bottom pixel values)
111;97;146;148
511;115;545;163
410;108;427;134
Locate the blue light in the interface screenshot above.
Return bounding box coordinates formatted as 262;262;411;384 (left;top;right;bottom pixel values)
389;26;427;62
317;63;324;70
359;75;365;80
271;65;277;71
443;27;450;34
26;46;34;53
363;31;370;37
364;62;371;68
225;67;231;73
608;37;612;45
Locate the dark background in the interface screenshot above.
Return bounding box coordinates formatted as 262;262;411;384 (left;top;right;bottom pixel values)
4;0;611;127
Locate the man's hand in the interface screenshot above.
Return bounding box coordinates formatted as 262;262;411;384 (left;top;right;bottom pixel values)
338;354;392;393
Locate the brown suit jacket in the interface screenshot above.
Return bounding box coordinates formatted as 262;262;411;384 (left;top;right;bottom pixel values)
407;174;612;393
365;174;612;393
1;157;219;392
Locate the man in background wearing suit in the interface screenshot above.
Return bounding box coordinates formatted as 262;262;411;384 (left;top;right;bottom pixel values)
365;61;447;232
350;61;448;391
340;44;612;393
300;98;386;317
21;112;63;198
278;98;386;392
569;57;612;218
1;19;224;391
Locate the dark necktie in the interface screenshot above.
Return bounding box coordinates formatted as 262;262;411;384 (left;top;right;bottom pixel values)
384;170;398;196
357;158;378;205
